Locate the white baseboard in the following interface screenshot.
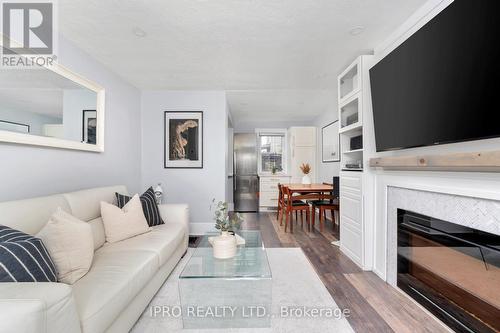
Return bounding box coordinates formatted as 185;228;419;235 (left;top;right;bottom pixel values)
189;223;216;236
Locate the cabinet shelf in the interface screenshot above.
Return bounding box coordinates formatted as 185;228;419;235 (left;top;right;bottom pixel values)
339;122;362;135
344;148;363;154
341;168;363;172
338;59;360;104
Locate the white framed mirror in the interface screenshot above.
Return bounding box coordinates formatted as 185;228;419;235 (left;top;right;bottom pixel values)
0;63;105;152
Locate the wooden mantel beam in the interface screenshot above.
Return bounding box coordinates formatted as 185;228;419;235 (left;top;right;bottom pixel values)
369;150;500;172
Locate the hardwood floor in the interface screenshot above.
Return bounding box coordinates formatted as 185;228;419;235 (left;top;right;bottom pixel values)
234;212;449;333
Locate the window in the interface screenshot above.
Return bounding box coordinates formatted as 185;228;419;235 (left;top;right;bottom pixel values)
258;132;286;173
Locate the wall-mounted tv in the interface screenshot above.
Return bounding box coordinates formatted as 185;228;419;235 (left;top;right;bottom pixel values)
370;0;500;152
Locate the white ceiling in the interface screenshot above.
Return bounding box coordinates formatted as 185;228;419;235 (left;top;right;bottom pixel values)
226;89;336;128
58;0;426;126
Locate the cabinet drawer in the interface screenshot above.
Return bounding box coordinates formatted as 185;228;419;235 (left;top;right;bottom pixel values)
340;213;361;232
260;182;280;192
340;222;362;265
260;177;290;185
260;192;279;207
340;173;362;191
340;194;362;224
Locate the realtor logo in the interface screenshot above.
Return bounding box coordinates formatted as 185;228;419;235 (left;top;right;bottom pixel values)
1;1;57;67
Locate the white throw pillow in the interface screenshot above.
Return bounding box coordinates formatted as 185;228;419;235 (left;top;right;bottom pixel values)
37;208;94;284
100;194;151;243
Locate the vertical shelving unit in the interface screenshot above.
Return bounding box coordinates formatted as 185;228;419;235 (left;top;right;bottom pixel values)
338;55;374;270
339;59;364;171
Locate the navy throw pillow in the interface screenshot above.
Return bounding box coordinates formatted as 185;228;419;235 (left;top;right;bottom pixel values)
0;225;57;282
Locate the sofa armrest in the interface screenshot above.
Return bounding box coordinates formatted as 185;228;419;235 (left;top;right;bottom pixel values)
0;283;81;333
158;204;189;233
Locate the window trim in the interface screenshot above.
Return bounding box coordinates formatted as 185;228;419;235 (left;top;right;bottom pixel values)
255;128;288;175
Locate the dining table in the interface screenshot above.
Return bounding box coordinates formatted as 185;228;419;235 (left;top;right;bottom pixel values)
280;183;334;233
284;183;333;194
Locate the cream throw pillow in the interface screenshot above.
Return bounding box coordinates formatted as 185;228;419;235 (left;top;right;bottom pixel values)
37;208;94;284
100;194;151;243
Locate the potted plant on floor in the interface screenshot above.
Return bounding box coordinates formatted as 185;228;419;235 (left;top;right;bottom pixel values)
300;163;312;185
210;200;244;259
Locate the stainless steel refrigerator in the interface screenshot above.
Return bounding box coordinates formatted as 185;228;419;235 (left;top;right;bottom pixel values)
233;133;259;212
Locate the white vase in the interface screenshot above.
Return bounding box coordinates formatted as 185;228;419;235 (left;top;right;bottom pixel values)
302;175;311;185
212;231;237;259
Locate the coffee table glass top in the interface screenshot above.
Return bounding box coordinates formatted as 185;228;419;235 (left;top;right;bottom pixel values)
179;230;271;279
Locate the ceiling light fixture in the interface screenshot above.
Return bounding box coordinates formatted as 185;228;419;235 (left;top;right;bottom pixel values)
349;26;365;36
132;27;147;38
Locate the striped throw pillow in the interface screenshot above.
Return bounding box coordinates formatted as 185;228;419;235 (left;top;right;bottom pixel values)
0;225;57;282
115;187;164;227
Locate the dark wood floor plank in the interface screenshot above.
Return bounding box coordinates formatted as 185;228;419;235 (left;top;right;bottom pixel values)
233;212;448;333
345;273;449;333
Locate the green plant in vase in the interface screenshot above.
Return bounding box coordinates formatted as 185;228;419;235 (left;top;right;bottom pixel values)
211;199;243;233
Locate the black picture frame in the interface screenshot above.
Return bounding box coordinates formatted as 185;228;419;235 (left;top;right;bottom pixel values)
164;111;203;169
82;110;97;144
322;120;340;163
0;120;30;133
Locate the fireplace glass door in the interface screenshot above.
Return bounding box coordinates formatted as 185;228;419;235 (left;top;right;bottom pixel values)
397;210;500;333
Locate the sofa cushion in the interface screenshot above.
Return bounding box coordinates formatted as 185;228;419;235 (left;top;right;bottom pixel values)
63;186;127;222
0;282;81;333
116;187;164;227
0;195;70;235
37;209;94;284
72;248;158;333
101;195;151;243
0;225;57;282
87;217;105;250
99;223;186;267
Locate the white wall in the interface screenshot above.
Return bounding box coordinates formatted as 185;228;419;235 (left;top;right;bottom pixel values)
0;108;61;136
140;91;228;232
314;109;341;183
0;36;142;201
367;0;500;279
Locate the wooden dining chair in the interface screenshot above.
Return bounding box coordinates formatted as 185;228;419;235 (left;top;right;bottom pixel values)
281;187;313;233
277;183;284;224
277;184;301;227
310;183;339;232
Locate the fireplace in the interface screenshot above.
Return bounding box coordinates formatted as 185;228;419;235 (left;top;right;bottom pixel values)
397;209;500;333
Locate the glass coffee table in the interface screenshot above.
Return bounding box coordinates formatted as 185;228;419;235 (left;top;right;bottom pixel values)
179;230;272;329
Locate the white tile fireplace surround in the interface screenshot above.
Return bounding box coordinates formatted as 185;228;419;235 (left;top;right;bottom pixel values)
385;186;500;286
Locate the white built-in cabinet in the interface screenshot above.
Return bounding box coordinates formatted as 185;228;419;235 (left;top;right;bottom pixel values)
289;127;316;184
257;126;316;211
259;175;291;210
338;56;375;270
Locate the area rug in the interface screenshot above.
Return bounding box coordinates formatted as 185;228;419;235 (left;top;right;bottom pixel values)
131;248;354;332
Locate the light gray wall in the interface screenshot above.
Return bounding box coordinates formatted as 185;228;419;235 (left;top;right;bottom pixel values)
0;108;61;136
141;90;228;227
0;36;142;201
314;109;341;183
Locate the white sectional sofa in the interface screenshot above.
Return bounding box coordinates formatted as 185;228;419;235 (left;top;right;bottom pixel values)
0;185;189;333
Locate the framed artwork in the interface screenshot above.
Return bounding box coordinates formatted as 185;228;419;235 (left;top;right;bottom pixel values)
0;120;30;134
322;120;340;162
164;111;203;168
82;110;97;144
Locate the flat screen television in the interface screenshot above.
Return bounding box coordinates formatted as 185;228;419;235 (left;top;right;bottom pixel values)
370;0;500;152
